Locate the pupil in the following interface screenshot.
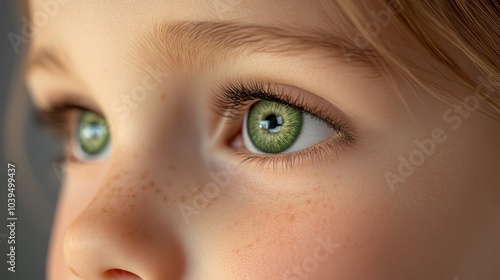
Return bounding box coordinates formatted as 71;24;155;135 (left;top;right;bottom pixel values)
266;114;280;129
259;114;283;133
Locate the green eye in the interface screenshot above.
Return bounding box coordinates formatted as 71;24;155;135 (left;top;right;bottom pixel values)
76;111;110;158
246;100;303;153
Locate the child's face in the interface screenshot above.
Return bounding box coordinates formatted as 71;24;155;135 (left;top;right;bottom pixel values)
27;0;500;279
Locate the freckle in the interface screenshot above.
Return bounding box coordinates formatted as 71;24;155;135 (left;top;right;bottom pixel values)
180;195;187;202
160;94;166;101
141;185;147;190
363;209;373;218
150;181;155;187
306;199;312;205
129;204;136;211
235;248;240;254
111;174;120;180
155;188;161;193
163;195;169;202
132;194;137;198
165;182;172;187
167;165;177;172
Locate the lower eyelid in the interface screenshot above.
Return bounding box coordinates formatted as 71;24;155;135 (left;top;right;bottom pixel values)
229;133;352;170
229;116;352;169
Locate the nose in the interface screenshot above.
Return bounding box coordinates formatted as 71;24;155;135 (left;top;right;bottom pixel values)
62;171;187;279
62;95;208;279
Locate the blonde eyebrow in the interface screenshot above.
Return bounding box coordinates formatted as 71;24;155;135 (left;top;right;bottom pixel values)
26;21;381;76
130;20;381;75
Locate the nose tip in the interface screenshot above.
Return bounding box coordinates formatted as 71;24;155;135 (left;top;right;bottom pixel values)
62;189;187;280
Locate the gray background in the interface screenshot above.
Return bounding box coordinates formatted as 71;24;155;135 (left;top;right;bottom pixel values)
1;1;60;279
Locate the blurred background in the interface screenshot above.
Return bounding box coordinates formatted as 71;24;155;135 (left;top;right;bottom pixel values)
1;1;60;279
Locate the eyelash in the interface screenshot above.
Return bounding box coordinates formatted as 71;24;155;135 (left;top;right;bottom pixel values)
212;80;357;169
36;82;357;168
35;99;100;165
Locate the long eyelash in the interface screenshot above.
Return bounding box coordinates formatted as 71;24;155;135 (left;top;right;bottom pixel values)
35;99;90;134
233;134;356;170
213;80;354;137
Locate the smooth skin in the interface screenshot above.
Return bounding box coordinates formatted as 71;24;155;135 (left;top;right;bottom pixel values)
26;0;500;279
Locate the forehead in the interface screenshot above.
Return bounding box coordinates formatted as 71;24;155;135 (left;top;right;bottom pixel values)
27;0;353;60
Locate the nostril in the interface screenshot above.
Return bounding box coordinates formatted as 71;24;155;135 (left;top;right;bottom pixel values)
105;269;142;280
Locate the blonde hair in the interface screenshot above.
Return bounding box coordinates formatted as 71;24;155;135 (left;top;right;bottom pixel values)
334;0;499;116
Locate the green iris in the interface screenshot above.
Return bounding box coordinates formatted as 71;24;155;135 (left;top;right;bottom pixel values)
247;100;303;153
77;111;110;156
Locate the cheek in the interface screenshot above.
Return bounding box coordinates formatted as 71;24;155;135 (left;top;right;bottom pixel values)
185;175;404;279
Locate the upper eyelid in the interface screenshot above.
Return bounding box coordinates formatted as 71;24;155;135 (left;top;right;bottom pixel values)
35;103;104;141
212;81;354;134
35;92;105;125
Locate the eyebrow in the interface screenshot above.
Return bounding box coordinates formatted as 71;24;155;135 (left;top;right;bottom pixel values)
26;21;381;75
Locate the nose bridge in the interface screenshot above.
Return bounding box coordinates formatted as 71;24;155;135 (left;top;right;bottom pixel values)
63;161;191;279
62;92;210;279
117;81;207;172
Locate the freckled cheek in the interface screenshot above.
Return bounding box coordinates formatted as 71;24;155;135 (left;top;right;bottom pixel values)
210;182;403;278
